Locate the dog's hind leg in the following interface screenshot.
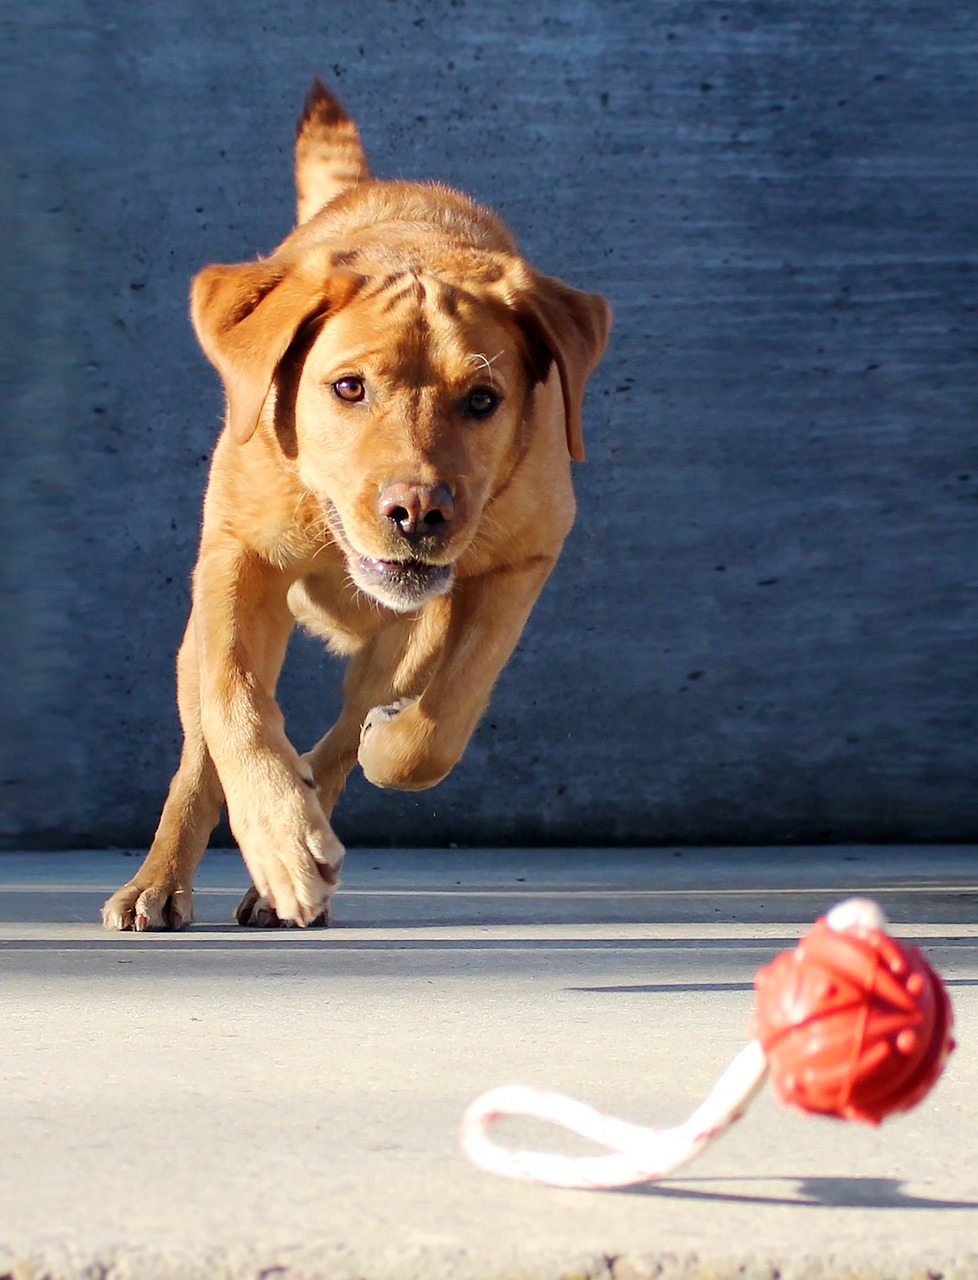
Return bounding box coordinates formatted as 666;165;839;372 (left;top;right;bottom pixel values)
101;618;224;931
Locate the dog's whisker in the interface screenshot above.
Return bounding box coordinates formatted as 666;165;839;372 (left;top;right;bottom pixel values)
467;350;504;389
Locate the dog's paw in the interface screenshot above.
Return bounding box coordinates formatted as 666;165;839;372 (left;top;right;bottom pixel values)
234;883;331;928
229;781;345;927
357;696;455;791
101;880;194;932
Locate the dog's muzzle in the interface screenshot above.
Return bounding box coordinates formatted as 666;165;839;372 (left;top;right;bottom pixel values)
326;501;455;611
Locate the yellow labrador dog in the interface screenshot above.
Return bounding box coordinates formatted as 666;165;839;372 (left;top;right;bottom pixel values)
102;79;610;930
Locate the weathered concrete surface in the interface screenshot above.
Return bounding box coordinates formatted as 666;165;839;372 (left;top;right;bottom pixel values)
4;1;978;847
1;847;976;1279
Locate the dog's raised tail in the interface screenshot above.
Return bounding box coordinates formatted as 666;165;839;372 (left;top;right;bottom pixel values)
294;78;370;225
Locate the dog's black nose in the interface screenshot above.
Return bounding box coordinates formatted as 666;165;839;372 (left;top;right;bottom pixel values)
379;481;455;536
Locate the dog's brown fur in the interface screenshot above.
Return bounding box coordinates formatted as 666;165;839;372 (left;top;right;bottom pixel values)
102;79;610;930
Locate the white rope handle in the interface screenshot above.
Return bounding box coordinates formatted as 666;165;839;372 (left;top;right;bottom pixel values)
461;1039;769;1189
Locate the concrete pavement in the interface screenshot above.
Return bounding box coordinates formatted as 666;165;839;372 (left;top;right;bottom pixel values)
1;846;976;1279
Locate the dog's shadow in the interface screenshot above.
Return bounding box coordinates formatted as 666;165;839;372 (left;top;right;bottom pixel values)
618;1175;978;1210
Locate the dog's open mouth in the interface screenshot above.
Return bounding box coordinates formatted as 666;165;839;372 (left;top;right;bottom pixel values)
350;551;454;611
357;554;453;596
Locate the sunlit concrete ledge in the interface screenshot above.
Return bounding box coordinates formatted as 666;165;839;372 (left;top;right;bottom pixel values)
1;847;976;1280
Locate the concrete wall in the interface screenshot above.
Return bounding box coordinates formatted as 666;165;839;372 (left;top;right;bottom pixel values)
4;0;977;849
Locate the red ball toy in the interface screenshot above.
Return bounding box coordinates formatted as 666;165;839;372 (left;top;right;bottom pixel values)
751;899;955;1124
463;898;956;1189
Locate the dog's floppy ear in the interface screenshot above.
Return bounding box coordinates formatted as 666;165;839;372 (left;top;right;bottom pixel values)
190;246;363;445
512;272;611;463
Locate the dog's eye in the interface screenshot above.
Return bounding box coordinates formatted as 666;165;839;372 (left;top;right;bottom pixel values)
465;387;499;418
332;377;366;403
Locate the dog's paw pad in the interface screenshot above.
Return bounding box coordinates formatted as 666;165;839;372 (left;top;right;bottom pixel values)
360;697;417;740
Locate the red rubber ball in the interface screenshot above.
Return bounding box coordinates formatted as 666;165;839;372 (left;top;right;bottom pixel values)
751;916;955;1124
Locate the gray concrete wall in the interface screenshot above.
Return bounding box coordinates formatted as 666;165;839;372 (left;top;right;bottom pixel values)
4;0;977;849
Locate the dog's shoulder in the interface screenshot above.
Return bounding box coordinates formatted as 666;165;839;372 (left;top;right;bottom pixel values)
281;179;519;266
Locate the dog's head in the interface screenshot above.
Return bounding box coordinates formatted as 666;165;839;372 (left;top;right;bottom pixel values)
191;236;609;612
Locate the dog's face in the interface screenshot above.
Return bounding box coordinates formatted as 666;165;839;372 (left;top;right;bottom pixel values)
289;272;534;611
191;238;609;612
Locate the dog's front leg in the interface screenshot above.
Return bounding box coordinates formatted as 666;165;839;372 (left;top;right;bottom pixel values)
194;544;344;925
357;556;556;791
102;619;225;930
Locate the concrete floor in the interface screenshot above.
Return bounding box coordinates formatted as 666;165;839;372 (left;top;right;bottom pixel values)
1;846;976;1279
